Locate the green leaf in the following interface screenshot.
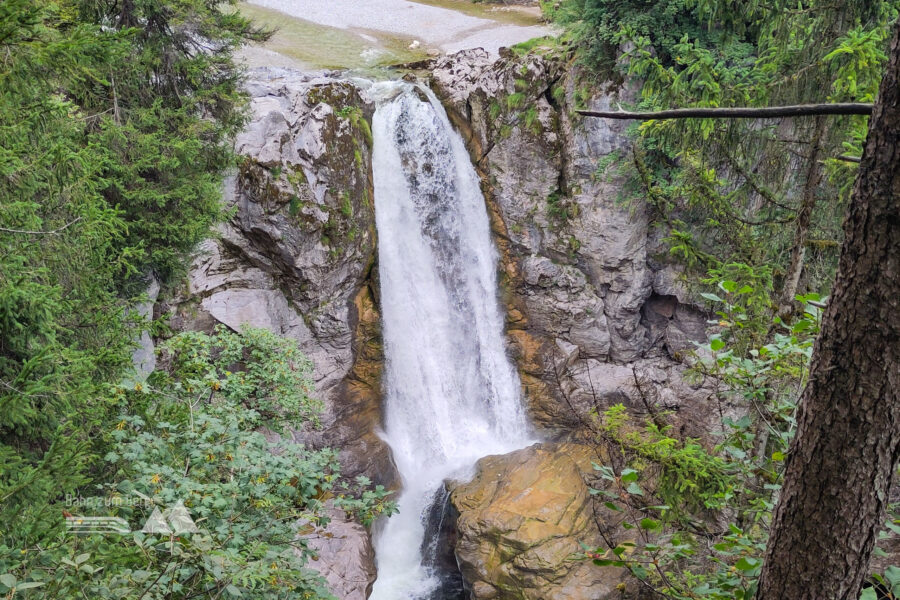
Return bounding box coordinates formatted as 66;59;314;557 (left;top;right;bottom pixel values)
713;542;732;551
719;280;738;293
0;574;16;589
593;463;615;480
620;468;639;483
792;319;812;333
859;587;877;600
593;558;624;567
735;557;760;572
884;565;900;587
700;292;723;303
639;518;660;530
710;337;726;351
626;482;644;496
15;581;46;590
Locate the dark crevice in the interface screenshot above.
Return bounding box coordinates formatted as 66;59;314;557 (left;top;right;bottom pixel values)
477;140;496;165
420;484;466;600
542;75;563;112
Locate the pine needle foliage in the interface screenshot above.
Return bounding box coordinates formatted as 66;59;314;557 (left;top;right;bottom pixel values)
0;0;269;560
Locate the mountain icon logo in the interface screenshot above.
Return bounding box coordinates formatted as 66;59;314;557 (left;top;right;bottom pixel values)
141;501;199;534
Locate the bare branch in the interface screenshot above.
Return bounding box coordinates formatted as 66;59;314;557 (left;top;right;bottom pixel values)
578;103;873;120
0;217;82;236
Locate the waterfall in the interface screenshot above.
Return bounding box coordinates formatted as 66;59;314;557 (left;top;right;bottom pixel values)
368;83;532;599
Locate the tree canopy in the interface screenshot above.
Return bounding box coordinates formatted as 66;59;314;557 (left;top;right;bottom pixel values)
1;3;394;598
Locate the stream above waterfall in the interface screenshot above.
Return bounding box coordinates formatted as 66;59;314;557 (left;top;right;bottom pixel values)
236;0;552;70
368;81;534;599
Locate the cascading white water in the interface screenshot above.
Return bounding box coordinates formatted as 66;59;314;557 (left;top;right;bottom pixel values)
369;82;532;599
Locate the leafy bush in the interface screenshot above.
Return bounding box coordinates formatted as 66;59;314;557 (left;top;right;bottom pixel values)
158;327;322;427
598;404;734;518
583;277;834;598
589;464;765;600
587;282;897;598
0;409;339;599
549;0;718;74
0;328;395;599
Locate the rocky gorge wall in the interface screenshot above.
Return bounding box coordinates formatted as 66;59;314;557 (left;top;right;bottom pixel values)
153;50;715;599
156;70;388;599
424;48;715;443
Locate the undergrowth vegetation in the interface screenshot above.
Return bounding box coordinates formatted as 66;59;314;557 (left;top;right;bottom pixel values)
583;275;819;598
581;269;899;598
1;327;395;599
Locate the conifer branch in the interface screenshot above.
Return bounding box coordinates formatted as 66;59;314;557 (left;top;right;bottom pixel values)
0;217;82;235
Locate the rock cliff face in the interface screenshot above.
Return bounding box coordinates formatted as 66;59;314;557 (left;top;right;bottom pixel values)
160;68;396;491
302;502;378;600
426;48;713;439
158;50;714;599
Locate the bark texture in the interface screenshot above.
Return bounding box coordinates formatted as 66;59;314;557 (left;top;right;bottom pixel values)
757;18;900;600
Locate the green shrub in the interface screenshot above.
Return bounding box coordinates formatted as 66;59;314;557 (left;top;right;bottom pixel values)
158;327;322;427
0;328;395;599
584;278;830;599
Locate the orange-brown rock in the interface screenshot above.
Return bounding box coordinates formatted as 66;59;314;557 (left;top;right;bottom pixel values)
449;442;628;600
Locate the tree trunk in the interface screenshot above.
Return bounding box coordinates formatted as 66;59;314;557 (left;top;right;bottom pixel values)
756;18;900;600
777;116;826;320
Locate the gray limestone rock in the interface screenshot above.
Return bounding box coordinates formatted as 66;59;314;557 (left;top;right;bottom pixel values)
300;503;377;600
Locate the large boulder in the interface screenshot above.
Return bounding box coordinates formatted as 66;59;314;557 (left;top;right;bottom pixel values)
449;443;628;600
